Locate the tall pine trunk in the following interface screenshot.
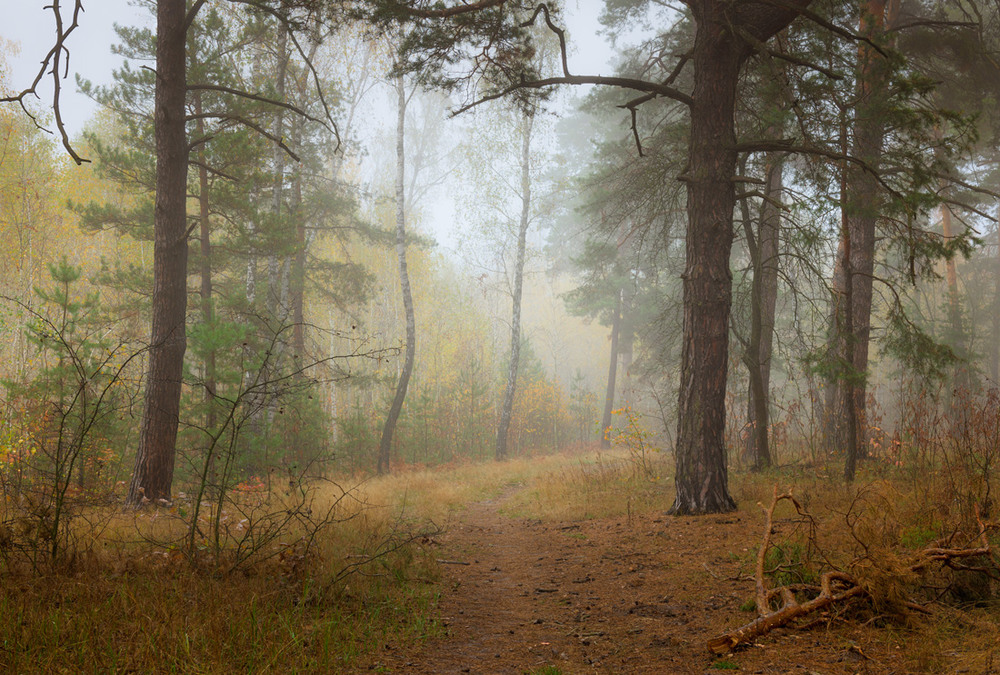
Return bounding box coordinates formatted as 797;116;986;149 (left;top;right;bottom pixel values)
291;114;306;358
939;189;969;393
993;200;1000;384
670;0;810;514
670;7;743;515
827;0;892;482
290;41;318;360
743;154;782;470
377;76;416;475
497;112;534;460
127;0;190;505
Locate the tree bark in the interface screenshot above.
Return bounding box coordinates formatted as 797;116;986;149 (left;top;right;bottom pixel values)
496;112;534;461
670;0;811;515
743;154;782;471
600;289;622;450
289;40;319;360
126;0;190;506
939;193;969;393
670;18;740;515
827;0;893;482
377;75;416;475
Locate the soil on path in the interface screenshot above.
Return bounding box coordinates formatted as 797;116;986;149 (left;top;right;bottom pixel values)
364;485;904;674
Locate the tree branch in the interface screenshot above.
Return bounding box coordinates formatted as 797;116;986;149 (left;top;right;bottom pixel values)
184;0;209;33
186;83;328;135
185;112;301;162
403;0;508;18
0;0;90;164
759;0;890;58
452;74;693;116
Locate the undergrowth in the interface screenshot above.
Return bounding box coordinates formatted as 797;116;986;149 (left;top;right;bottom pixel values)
0;456;550;673
4;395;1000;675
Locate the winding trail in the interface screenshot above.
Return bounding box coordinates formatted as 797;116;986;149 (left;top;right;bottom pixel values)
363;485;898;674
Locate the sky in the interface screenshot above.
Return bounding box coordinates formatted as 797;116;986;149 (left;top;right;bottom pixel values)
1;0;621;387
3;1;614;137
3;0;149;133
1;1;616;252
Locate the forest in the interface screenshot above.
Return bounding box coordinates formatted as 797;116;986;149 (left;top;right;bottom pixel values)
2;0;1000;673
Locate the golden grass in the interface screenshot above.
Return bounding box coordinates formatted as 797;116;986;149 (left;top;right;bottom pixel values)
4;443;1000;673
0;448;644;673
501;448;672;521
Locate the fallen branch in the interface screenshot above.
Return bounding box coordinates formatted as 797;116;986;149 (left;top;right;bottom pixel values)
436;558;471;566
708;569;865;654
708;490;997;654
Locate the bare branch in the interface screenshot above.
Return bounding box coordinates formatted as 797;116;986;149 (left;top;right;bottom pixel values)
626;106;644;157
184;0;209;32
760;0;890;58
225;0;342;150
521;3;570;76
737;26;843;80
709;493;1000;655
452;74;693;116
1;0;90;164
187;158;238;182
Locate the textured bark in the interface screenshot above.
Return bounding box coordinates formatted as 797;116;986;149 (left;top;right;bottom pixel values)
670;0;811;515
743;155;783;471
126;0;190;506
620;287;635;405
290;40;319;360
599;290;622;450
671;22;740;515
377;76;416;475
496;112;533;461
827;0;893;481
246;216;258;306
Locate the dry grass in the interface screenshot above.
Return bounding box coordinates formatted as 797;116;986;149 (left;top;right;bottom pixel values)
501;447;672;521
0;448;645;673
4;434;1000;673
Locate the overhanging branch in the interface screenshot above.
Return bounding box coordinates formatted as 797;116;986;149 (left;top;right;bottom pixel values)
1;0;90;164
452;74;693;116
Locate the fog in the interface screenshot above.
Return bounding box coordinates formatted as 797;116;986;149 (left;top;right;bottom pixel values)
1;0;999;487
4;4;1000;670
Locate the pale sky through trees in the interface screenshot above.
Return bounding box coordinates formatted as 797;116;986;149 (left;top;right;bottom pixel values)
3;1;615;136
2;1;616;254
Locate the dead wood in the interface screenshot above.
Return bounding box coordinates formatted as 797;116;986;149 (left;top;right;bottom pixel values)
708;490;998;655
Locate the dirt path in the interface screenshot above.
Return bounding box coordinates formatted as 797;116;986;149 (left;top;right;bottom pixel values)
364;486;900;674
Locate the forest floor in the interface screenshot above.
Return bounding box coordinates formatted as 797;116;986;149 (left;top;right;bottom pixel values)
362;484;916;675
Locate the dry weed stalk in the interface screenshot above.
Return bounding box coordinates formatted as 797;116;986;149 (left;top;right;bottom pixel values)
708;487;999;655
